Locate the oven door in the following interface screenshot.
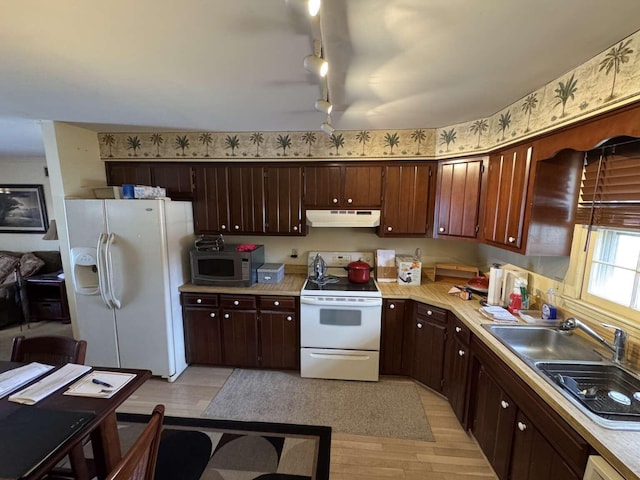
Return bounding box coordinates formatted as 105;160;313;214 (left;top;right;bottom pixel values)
300;296;382;350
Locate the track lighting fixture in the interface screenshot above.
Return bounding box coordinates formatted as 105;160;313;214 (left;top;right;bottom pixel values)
314;99;332;115
304;55;328;77
320;121;335;136
308;0;321;16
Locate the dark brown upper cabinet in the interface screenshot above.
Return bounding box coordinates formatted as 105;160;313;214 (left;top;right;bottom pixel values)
379;163;436;237
105;162;194;200
264;166;305;235
304;164;382;209
434;157;486;240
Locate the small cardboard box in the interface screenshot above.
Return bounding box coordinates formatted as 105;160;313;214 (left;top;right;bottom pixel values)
257;263;285;284
376;249;396;283
396;256;422;286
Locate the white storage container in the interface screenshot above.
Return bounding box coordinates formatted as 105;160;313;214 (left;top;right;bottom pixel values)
257;263;285;284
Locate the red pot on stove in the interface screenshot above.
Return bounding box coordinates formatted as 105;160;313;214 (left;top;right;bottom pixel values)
344;260;374;283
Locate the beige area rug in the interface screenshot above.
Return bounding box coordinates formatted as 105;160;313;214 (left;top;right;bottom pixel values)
203;369;434;442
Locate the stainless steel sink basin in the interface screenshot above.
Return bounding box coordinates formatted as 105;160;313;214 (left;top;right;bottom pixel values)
536;362;640;424
484;325;603;362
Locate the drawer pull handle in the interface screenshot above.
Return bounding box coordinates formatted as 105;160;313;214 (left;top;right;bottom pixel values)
458;349;465;357
439;226;445;233
286;316;292;321
427;310;433;316
387;226;393;232
508;236;516;244
389;304;395;310
224;313;230;319
455;326;462;333
293;226;298;231
234;225;240;230
196;298;202;304
209;313;216;318
221;224;227;230
347;198;353;204
274;301;280;306
501;400;509;409
417;323;423;329
517;421;527;431
233;300;239;306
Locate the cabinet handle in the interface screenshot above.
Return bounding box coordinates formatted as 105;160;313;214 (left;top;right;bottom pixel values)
427;310;433;316
209;312;216;318
221;224;227;230
274;301;280;306
233;300;239;306
196;298;202;304
439;227;445;233
293;226;298;231
417;323;423;329
455;326;462;333
458;349;465;357
508;236;516;244
517;421;527;431
286;316;292;321
387;226;393;232
224;313;230;319
501;400;509;409
234;225;240;230
347;198;353;204
389;303;395;310
332;198;338;204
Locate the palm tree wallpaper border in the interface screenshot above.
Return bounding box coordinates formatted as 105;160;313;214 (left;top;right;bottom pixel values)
100;31;640;161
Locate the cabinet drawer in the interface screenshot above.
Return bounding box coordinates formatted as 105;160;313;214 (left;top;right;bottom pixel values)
31;301;63;319
181;293;218;307
450;315;471;344
258;296;296;311
415;303;447;323
220;294;257;310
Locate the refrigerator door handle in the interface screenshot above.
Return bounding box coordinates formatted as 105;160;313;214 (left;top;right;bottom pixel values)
105;233;122;309
96;232;114;309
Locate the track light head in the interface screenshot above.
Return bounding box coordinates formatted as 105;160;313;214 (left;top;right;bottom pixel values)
320;122;335;135
304;55;328;77
314;99;333;115
308;0;321;16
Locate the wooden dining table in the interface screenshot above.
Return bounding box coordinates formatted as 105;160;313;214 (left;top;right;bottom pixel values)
0;361;151;480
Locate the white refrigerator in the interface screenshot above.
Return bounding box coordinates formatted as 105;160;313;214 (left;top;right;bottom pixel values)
64;198;194;381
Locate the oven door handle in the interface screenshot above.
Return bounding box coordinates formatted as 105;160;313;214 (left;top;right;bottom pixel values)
300;297;382;307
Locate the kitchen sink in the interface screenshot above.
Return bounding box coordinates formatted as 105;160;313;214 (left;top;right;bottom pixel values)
483;325;604;362
537;362;640;424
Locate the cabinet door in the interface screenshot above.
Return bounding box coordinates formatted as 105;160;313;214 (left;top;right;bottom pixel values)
183;307;222;364
150;164;194;200
435;158;484;238
509;411;581;480
221;309;259;367
447;334;471;425
380;299;406;375
304;166;342;207
264;166;305;235
260;311;299;369
105;162;152;186
193;165;230;234
472;366;517;480
343;165;383;208
483;145;532;249
380;164;434;236
406;304;448;392
227;166;266;234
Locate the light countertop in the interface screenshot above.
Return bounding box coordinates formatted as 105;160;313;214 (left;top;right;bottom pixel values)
180;276;640;480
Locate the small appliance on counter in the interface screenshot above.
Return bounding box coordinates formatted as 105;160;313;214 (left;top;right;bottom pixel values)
190;243;264;287
396;250;422;285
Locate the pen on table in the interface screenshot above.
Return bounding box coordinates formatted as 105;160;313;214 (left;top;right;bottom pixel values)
92;378;113;388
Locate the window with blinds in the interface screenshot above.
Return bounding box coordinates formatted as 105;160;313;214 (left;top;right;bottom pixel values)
576;137;640;229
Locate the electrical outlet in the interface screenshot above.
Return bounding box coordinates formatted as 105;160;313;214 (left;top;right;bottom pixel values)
291;249;298;258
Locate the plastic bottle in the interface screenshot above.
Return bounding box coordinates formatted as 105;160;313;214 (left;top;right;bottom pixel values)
508;281;523;315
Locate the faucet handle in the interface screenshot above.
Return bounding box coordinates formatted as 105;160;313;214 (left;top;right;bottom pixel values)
601;323;628;338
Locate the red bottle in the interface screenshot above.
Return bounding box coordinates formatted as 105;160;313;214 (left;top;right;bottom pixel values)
508;287;522;315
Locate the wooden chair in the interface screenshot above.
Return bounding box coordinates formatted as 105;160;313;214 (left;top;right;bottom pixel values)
10;335;87;365
10;335;89;480
105;405;165;480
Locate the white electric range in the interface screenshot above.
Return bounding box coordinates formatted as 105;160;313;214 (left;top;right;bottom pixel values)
300;251;382;382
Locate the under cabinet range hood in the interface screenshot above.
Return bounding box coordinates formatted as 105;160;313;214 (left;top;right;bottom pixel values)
306;209;381;228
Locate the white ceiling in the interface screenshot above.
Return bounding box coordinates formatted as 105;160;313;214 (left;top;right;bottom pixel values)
1;0;639;158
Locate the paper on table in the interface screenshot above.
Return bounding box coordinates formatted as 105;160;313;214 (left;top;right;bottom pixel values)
0;362;54;398
8;364;91;405
64;371;136;398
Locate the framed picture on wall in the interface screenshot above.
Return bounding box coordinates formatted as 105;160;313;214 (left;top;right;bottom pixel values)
0;184;49;234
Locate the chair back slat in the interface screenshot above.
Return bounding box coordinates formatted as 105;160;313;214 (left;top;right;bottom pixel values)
10;335;87;365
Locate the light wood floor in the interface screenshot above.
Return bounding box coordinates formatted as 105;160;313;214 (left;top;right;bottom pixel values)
0;322;497;479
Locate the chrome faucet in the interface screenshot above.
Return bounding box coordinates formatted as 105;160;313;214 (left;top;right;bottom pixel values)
559;317;627;363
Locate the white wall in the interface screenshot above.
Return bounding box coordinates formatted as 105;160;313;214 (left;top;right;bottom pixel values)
0;156;57;252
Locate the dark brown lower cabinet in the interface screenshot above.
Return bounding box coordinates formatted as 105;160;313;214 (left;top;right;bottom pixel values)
260;310;299;369
221;309;259;367
181;293;222;365
380;299;407;375
445;315;471;426
470;337;590;480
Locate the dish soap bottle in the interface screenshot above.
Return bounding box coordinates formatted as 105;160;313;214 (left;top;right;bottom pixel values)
508;280;523;315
